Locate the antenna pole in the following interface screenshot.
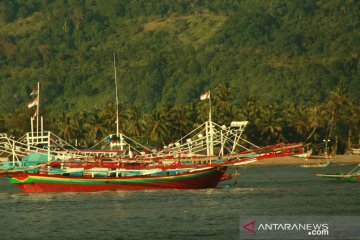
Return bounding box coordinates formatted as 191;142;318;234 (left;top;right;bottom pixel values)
113;53;120;138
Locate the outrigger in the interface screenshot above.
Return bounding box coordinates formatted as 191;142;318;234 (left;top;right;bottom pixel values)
316;164;360;182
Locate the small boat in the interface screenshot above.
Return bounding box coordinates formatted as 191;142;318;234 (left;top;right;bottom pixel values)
7;166;227;192
301;160;331;168
315;173;360;182
316;164;360;182
293;149;312;159
301;163;330;168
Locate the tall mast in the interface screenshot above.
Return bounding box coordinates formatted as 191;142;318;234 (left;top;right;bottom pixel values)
208;90;212;123
208;90;213;156
113;53;119;138
36;81;40;137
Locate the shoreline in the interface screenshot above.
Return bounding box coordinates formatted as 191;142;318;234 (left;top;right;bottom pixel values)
249;155;360;166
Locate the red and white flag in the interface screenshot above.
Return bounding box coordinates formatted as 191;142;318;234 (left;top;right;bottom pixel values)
200;91;210;100
30;86;39;96
28;96;39;108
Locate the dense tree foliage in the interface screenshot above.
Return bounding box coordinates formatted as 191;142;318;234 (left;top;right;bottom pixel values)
0;0;359;153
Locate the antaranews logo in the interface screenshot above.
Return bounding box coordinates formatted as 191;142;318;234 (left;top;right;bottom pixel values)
242;220;257;234
240;217;336;239
242;220;329;235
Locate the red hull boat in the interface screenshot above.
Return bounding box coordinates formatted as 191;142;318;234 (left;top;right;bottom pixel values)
9;166;227;193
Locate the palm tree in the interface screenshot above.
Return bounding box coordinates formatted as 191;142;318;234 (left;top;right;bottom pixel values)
343;99;360;153
123;106;147;138
237;97;260;121
101;102;117;129
326;88;348;137
56;112;77;143
169;105;194;140
305;102;326;142
236;98;262;142
255;104;284;145
283;103;307;141
85;112;106;144
196;98;211;124
71;111;88;146
101;101;126;135
212;82;234;124
147;109;170;146
326;87;348;154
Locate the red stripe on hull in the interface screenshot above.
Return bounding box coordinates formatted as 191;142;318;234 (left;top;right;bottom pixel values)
12;167;227;193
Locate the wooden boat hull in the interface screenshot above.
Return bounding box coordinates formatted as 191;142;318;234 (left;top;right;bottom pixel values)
8;167;227;192
315;173;360;182
301;162;330;168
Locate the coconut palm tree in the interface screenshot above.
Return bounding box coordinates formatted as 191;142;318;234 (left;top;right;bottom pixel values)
237;97;260;121
305;102;326;142
212;82;235;124
196;97;211;124
343;99;360;153
56;112;77;143
71;111;89;146
255;104;284;145
123;106;147;138
100;101;126;137
326;87;348;138
169;105;194;140
236;98;262;142
283;102;308;141
326;87;348;154
147;109;170;146
85;112;106;144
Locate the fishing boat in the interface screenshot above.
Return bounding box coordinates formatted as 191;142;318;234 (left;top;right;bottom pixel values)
315;173;360;182
0;112;306;192
316;164;360;182
300;155;331;168
0;63;306;192
0;119;305;192
0;106;306;193
8;166;227;192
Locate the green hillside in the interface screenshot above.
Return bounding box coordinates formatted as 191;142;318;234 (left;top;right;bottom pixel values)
0;0;359;152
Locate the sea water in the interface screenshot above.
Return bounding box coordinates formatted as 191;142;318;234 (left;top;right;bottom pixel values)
0;164;359;240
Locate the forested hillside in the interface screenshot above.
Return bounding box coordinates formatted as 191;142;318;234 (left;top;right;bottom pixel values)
0;0;359;152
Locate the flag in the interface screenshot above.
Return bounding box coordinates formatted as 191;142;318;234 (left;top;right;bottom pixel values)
30;86;39;96
28;96;38;108
200;91;210;100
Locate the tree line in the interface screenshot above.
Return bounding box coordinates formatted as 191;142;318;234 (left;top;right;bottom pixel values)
1;83;358;155
0;0;359;154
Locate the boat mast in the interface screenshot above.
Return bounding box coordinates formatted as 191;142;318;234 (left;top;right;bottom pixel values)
113;53;124;151
36;81;40;139
113;53;119;139
30;82;41;145
207;90;214;156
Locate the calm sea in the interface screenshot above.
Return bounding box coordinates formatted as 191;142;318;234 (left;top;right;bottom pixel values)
0;164;359;240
